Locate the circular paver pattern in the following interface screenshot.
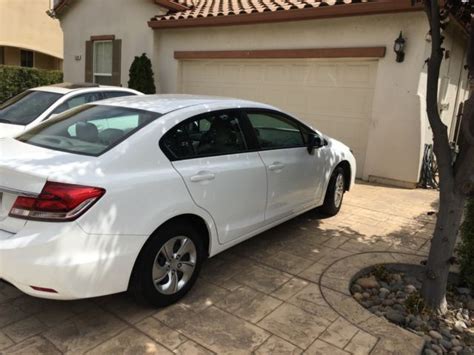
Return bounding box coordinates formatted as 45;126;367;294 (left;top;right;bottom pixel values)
319;251;427;354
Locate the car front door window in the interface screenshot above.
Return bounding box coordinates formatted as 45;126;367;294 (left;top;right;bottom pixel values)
247;112;305;149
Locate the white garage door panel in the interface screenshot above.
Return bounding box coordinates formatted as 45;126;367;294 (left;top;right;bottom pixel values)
179;59;377;177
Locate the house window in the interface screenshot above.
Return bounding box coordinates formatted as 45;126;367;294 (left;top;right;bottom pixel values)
0;47;4;65
85;36;121;86
93;41;113;85
21;50;34;68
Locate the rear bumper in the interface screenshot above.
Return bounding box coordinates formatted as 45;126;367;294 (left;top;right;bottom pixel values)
0;221;147;300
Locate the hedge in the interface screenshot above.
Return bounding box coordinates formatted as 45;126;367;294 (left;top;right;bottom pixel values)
0;65;63;103
459;198;474;289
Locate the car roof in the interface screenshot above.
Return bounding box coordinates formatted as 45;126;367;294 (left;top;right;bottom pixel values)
95;94;273;114
31;83;140;95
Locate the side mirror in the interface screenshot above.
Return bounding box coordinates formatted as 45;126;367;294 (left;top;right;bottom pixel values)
307;134;326;154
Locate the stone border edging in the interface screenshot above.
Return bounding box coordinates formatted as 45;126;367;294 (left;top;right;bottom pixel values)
318;251;427;354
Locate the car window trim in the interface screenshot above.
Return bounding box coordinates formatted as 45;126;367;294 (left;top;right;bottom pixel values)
159;109;254;162
241;108;314;151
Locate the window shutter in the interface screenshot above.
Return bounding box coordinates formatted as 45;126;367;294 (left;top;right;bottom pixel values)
85;40;93;82
112;39;122;86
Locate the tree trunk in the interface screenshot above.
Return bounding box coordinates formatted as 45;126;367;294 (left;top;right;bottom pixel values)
421;188;466;313
420;0;474;313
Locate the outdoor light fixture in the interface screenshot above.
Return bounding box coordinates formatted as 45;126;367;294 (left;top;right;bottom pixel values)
394;31;406;63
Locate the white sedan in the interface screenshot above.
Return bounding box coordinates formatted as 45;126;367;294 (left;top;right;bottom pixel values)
0;95;355;306
0;83;141;138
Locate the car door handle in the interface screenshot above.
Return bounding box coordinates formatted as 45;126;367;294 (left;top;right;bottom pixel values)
190;172;216;182
268;162;285;171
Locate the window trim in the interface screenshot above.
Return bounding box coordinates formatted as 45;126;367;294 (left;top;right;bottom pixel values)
92;40;113;83
159;109;253;161
242;108;315;151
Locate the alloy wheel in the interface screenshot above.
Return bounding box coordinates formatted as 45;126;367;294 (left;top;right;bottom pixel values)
334;173;345;208
152;236;197;295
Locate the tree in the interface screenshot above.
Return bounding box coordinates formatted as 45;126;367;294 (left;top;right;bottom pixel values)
128;53;156;94
421;0;474;314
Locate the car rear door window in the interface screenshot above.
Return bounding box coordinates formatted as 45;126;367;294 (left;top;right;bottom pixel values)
246;111;305;149
102;91;136;99
52;92;104;115
161;111;247;160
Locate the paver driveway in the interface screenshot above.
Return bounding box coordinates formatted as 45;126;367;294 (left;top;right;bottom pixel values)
0;182;438;354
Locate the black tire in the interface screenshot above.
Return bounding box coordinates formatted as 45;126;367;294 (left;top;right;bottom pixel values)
129;222;204;307
320;167;345;216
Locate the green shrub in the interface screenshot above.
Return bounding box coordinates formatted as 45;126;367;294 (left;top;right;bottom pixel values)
459;198;474;289
405;291;427;315
128;53;156;94
0;65;63;103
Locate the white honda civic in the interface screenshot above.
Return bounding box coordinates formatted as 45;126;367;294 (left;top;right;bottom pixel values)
0;95;355;306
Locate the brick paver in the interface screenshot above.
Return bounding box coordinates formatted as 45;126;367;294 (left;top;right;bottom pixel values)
0;182;438;354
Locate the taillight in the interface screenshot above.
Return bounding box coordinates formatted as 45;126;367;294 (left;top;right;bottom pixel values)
9;181;105;221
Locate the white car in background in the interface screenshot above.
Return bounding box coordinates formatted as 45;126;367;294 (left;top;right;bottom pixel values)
0;95;356;307
0;83;142;138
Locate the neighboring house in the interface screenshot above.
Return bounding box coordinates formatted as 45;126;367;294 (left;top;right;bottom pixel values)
0;0;63;70
50;0;469;188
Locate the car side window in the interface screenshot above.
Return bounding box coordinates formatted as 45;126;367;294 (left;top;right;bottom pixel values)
102;91;135;99
52;92;104;114
161;111;247;160
246;111;305;149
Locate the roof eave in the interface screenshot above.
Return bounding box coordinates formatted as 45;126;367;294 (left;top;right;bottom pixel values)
148;0;424;30
154;0;189;12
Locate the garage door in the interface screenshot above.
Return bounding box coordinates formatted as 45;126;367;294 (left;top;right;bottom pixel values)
179;59;378;177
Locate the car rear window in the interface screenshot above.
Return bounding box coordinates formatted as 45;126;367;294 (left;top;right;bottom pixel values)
0;90;63;125
17;105;161;156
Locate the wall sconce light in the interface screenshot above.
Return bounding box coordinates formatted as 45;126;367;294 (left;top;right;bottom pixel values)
394;31;406;63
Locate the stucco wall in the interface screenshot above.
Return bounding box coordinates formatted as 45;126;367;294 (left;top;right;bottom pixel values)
59;0;163;87
0;0;63;59
153;13;432;185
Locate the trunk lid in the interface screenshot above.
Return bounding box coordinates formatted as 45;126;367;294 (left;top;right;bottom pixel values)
0;138;96;234
0;123;25;138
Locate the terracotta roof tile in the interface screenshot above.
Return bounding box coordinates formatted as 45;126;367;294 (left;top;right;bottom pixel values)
152;0;373;22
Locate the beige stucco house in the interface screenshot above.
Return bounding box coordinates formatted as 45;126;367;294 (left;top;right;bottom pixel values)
0;0;63;70
51;0;469;188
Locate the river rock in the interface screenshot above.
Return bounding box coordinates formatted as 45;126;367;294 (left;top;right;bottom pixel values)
429;330;443;340
405;284;417;294
454;320;467;333
386;310;405;325
356;276;380;289
467;299;474;311
431;344;443;354
379;287;390;297
440;339;452;350
456;287;471;295
451;338;461;347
